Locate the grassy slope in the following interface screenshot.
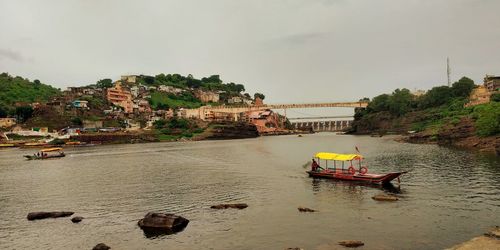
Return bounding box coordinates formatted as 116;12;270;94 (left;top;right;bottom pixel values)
0;74;60;109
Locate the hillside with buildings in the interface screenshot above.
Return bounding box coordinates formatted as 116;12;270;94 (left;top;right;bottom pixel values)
0;72;290;144
350;75;500;153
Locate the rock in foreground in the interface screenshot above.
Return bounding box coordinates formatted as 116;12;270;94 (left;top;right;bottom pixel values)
92;243;111;250
27;211;74;221
372;194;398;201
338;240;365;248
210;203;248;209
298;207;316;212
447;227;500;250
138;212;189;236
71;216;84;223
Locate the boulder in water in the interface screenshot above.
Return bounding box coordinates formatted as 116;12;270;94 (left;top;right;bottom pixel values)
210;203;248;209
298;207;316;212
27;211;74;221
92;243;111;250
372;194;398;201
338;240;364;247
71;216;84;223
138;212;189;236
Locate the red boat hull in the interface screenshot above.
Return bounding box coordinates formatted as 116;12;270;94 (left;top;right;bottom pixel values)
307;170;406;184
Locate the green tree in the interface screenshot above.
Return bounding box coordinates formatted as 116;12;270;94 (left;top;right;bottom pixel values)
387;88;413;116
367;94;390;112
96;78;113;88
490;93;500;102
254;93;265;100
15;106;34;122
419;86;452;108
0;106;7;118
156;103;170;110
201;75;222;84
451;77;475;98
474;102;500;136
153;119;167;129
71;117;83;126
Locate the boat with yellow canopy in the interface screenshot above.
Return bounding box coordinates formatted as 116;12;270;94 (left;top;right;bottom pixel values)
24;147;65;160
307;152;406;184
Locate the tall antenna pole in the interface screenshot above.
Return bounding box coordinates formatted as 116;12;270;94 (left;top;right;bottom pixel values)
447;57;451;87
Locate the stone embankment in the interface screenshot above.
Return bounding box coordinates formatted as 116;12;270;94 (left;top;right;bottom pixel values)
71;132;158;144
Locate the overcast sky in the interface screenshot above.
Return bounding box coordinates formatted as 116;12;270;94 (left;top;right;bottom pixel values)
1;0;499;103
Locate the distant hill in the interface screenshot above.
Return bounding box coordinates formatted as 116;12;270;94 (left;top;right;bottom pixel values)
0;72;61;116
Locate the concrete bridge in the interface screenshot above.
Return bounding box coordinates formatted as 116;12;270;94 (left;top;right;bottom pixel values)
291;120;353;132
204;101;368;113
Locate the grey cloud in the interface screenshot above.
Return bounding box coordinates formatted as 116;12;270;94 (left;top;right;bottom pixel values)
0;49;25;62
0;0;499;104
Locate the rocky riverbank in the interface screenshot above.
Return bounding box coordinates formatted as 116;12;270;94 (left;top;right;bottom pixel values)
402;117;499;155
201;122;259;140
351;111;499;155
447;227;500;249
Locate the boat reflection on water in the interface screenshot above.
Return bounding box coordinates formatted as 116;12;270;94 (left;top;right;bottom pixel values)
311;178;402;194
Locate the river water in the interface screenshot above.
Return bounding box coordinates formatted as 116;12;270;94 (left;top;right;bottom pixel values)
0;134;499;250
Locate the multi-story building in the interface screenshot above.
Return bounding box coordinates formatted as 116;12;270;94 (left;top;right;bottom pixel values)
133;99;152;114
243;109;282;133
106;83;133;113
484;75;500;92
121;75;139;84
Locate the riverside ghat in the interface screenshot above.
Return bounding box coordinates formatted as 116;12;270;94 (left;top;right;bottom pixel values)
1;133;499;249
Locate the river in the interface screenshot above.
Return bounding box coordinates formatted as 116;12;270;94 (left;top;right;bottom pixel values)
0;134;499;249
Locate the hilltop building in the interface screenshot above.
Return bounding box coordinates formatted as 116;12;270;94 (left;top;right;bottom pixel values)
465;85;491;107
106;82;133;113
194;90;219;103
411;89;426;97
484;75;500;92
121;75;139;84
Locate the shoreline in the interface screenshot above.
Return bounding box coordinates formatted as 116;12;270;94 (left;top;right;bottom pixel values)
0;128;313;150
4;130;499;157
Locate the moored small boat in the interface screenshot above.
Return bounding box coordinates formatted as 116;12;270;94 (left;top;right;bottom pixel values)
307;152;406;185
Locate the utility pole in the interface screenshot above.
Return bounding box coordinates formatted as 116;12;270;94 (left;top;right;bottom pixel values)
447;57;451;87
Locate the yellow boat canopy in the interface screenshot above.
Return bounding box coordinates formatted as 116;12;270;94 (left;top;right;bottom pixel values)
40;147;63;152
314;152;362;161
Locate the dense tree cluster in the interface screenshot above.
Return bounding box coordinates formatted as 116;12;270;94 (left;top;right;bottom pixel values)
365;77;476;116
356;76;500;137
139;73;246;94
